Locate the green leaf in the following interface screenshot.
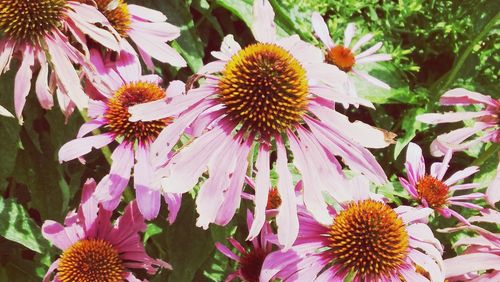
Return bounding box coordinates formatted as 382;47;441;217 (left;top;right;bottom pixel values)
393;107;427;159
0;197;48;253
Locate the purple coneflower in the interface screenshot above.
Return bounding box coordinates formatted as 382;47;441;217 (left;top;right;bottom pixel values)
311;12;391;98
129;0;392;248
75;0;186;68
399;142;483;224
260;177;444;282
58;51;181;221
42;179;170;282
0;0;121;121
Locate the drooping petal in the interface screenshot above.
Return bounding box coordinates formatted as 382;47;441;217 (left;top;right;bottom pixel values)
35;51;54;110
58;134;115;162
134;146;161;220
440;88;499;107
14;45;35;119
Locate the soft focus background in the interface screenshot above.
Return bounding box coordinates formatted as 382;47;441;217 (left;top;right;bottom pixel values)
0;0;498;281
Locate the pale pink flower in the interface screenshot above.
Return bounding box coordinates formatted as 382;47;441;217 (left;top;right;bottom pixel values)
58;51;181;221
0;0;121;121
42;179;170;282
311;12;391;98
260;177;444;282
215;210;274;282
417;88;499;206
417;88;499;156
438;209;500;281
76;0;186;68
129;0;392;248
399;142;483;224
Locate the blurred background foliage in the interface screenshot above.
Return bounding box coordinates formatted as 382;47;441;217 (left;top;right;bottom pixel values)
0;0;498;281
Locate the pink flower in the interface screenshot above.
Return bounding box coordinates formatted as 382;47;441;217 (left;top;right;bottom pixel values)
215;210;274;282
42;179;170;282
129;0;392;248
399;142;483;224
417;88;499;156
58;51;181;221
260;177;444;282
438;209;500;281
76;0;186;68
311;12;391;98
0;0;121;121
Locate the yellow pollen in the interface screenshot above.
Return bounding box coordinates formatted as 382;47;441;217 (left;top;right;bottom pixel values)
217;43;309;139
415;175;449;209
104;81;170;144
326;45;356;72
76;0;131;37
0;0;67;42
57;239;125;282
328;199;409;278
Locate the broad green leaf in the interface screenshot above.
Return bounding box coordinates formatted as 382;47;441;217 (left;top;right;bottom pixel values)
0;197;48;253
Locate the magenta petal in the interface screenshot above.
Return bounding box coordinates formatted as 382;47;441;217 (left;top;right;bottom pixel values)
14;45;35;119
215;242;240;262
41;220;82;250
78;179;100;237
59;133;115;162
163;192;182;224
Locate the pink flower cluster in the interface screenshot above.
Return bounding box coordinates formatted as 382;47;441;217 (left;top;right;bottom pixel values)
0;0;496;281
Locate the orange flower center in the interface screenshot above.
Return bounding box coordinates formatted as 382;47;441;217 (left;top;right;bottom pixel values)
415;175;449;208
266;187;282;210
57;239;125;282
0;0;66;42
239;247;268;282
104;81;170;144
328;200;409;278
218;43;309;138
326;45;356;72
76;0;131;37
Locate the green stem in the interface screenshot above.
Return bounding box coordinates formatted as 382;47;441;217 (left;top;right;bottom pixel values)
472;143;500;166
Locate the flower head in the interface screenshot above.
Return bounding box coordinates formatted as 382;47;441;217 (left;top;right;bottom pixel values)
260;177;444;282
129;0;392;249
311;12;392;98
76;0;186;68
215;211;274;282
0;0;121;120
42;179;170;281
399;142;483;224
417;88;499;156
438;209;500;281
58;51;181;221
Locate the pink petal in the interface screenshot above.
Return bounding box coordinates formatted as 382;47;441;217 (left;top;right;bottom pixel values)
252;0;276;43
278;35;324;65
129;86;213;122
43;260;59;282
129;21;180;40
351;33;374;52
405;142;425;186
77;118;105;138
408;249;444;282
211;34;241;61
135;146;161;220
247;144;271;240
355;42;382;59
35;51;54;110
45;36;88;110
275;137;299;249
41;220;83;250
356;53;392;64
429;123;490;156
78;179;100;237
128;29;186;67
161;127;227;194
417;111;490;124
440;88;498;107
58;134;115;162
343;23;356;47
444;166;479;186
0;39;14;73
163;192;182;224
88;99;108;118
128;4;167;22
445;253;500;278
215;242;240;262
311;12;334;48
352;69;390;89
14;45;35;119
